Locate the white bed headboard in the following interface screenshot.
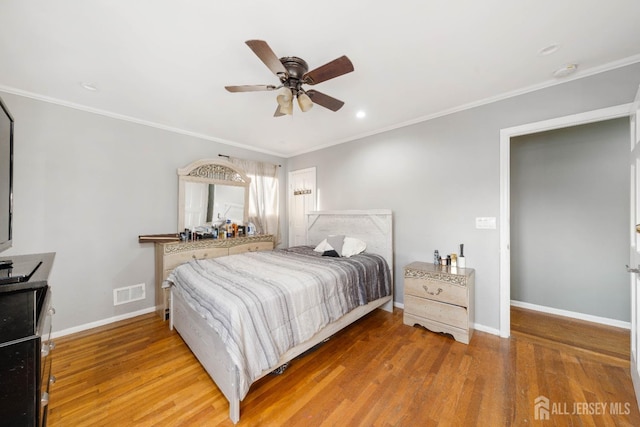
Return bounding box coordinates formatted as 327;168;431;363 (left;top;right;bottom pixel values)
306;210;393;281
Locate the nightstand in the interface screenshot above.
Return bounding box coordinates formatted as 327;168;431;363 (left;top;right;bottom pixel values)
403;261;475;344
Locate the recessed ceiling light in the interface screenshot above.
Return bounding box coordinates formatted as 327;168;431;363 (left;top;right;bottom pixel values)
356;111;366;119
553;64;578;78
80;82;98;92
538;44;560;56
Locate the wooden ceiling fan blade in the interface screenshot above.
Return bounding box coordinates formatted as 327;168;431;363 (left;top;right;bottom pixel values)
303;55;354;85
306;90;345;111
225;84;277;93
245;40;288;77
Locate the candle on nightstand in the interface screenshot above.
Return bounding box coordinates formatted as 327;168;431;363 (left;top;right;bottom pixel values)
458;244;466;268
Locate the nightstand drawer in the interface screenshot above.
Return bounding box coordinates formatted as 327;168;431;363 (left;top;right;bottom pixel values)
404;277;467;306
404;295;468;329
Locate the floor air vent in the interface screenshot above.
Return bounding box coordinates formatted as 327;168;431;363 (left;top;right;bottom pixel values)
113;283;146;306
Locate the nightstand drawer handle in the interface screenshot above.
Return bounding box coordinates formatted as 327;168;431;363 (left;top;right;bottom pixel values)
423;285;443;296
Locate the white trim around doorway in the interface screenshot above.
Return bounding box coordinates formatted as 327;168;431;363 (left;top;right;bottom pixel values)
499;103;632;338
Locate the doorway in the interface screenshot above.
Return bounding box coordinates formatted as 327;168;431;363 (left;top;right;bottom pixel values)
499;104;633;337
288;167;317;246
510;119;629;325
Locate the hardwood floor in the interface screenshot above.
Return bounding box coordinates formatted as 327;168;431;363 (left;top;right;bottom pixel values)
510;306;630;361
48;307;639;426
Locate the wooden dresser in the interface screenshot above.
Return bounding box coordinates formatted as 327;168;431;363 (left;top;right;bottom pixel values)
403;261;475;344
154;235;274;319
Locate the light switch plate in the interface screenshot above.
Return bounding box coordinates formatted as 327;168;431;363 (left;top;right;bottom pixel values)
476;217;497;229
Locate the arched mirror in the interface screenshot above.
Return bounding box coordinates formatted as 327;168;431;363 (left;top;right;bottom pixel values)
177;159;250;231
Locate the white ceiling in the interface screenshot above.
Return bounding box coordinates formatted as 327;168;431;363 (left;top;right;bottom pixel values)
1;1;639;157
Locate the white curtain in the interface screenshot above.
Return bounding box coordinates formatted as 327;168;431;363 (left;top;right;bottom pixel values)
231;158;280;246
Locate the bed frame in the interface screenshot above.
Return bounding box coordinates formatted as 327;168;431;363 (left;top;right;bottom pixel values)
170;209;393;423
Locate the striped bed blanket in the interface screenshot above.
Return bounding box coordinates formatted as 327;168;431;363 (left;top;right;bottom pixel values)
167;245;391;399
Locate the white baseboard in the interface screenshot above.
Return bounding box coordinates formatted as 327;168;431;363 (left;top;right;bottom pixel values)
53;301;504;342
511;300;630;330
51;306;156;339
472;323;501;336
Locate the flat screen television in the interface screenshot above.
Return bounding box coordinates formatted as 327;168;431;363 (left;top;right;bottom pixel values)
0;95;13;254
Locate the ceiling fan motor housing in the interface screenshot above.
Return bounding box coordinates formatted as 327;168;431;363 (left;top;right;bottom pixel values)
280;56;309;91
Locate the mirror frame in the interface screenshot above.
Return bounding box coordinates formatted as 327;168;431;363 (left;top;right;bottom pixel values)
177;158;250;231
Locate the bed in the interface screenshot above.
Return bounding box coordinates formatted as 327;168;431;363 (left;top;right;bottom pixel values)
167;209;393;423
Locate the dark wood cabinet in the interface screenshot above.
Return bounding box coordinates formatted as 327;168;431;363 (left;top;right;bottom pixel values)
0;253;55;427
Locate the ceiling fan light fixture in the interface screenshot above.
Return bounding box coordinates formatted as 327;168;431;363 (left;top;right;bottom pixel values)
276;88;293;115
280;101;293;115
297;92;313;112
226;40;353;116
276;87;292;105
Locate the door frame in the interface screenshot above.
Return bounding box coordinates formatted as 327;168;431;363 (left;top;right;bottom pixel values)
629;85;640;410
498;103;633;337
288;167;317;247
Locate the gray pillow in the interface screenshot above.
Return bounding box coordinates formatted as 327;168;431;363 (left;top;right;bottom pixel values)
326;234;345;256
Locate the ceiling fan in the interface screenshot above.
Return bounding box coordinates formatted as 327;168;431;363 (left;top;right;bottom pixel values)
225;40;354;117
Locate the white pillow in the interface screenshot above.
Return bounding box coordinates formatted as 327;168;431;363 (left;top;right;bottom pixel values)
313;235;345;253
314;236;367;257
341;237;367;257
314;239;330;252
326;235;345;255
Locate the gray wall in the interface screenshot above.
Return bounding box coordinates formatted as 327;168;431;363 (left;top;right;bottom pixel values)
510;119;629;321
289;62;640;332
0;92;287;333
3;62;639;335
